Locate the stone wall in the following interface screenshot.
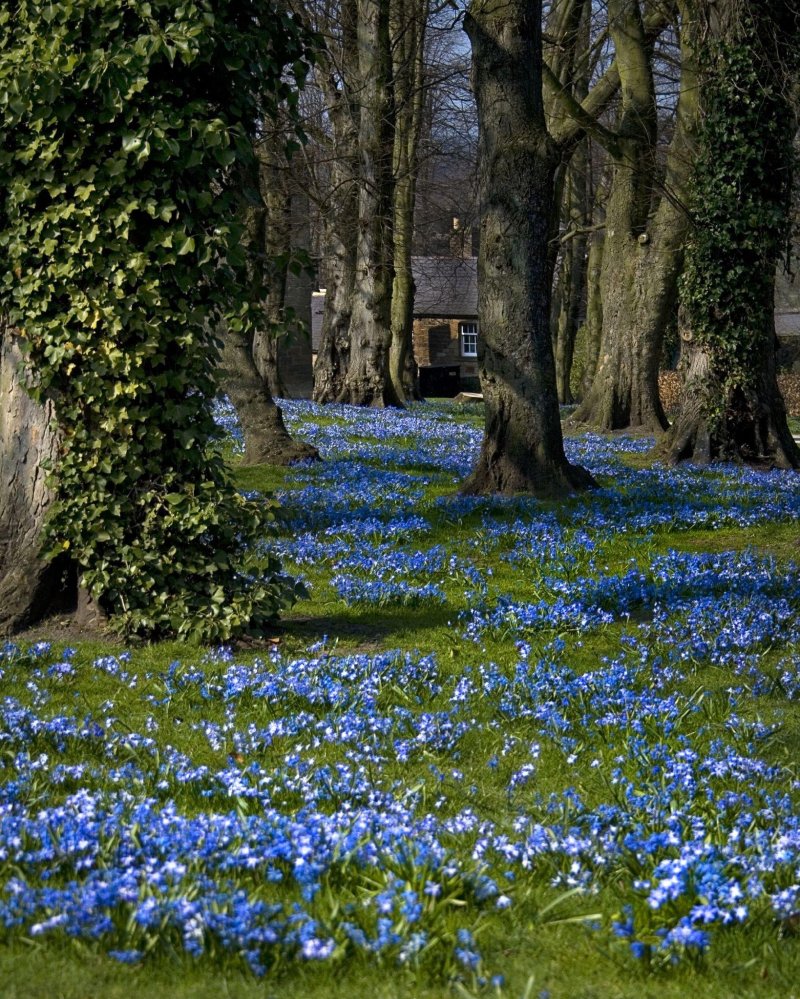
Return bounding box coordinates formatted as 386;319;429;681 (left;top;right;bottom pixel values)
659;370;800;417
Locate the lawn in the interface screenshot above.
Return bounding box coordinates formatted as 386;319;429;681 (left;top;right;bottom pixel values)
2;399;800;999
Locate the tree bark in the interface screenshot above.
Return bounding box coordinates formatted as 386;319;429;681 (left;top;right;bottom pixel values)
218;322;319;465
462;0;594;497
657;0;800;468
570;0;698;433
336;0;401;407
567;0;663;431
249;134;314;401
252;135;290;399
313;0;360;405
0;327;69;634
581;227;604;396
656;309;799;468
553;141;589;403
388;0;428;405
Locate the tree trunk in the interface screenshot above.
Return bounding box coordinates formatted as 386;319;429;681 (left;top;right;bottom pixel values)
249;135;314;401
0;327;70;634
570;0;699;433
567;0;665;431
252;135;290;399
218;323;319;466
336;0;400;407
462;0;594;497
313;0;360;405
581;227;604;396
543;0;591;303
388;0;428;405
657;0;800;468
553;140;589;403
656;311;799;468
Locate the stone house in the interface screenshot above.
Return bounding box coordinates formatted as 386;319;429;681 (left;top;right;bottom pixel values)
411;254;479;393
310;220;480;396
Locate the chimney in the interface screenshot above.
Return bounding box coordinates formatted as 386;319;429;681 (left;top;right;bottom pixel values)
449;216;473;259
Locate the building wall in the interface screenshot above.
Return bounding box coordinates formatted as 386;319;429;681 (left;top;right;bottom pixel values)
412;317;479;380
277;333;314;399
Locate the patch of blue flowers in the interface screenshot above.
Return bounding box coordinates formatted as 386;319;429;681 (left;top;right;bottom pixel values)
2;634;800;976
2;401;800;981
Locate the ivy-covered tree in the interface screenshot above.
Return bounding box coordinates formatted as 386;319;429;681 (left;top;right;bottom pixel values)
659;0;800;466
0;0;313;639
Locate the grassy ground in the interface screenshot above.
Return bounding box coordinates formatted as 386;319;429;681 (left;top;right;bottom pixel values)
2;400;800;998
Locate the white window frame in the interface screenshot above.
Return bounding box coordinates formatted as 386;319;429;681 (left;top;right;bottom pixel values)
459;322;478;358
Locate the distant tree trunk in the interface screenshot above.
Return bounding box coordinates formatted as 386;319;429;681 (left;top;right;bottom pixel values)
462;0;594;497
218;322;318;465
657;0;800;468
0;327;67;634
225;155;316;461
336;0;401;407
252;135;290;399
313;0;360;405
388;0;428;404
581;227;604;396
568;0;667;432
250;135;314;401
543;0;591;305
553;141;589;403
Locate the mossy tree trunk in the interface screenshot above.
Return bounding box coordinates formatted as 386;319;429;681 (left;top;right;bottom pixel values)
462;0;594;497
659;315;798;466
657;0;800;468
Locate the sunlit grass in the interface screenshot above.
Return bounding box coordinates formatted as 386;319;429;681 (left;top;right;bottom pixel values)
3;399;800;998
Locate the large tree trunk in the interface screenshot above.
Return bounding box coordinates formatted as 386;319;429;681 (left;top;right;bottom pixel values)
218;323;318;466
657;308;799;468
388;0;428;405
313;0;360;405
568;0;666;431
0;327;67;634
462;0;594;497
336;0;400;407
657;0;800;468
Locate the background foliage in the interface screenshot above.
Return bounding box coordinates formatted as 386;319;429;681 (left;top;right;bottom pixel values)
0;0;313;639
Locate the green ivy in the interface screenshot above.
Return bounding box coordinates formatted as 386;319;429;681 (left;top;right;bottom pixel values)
679;11;797;430
0;0;313;641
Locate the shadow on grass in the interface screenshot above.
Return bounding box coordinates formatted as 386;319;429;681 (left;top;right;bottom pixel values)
280;601;458;652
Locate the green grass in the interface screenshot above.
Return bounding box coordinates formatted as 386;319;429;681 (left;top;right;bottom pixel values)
4;405;800;999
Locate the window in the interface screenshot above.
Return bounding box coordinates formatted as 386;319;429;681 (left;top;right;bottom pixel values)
460;322;478;358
